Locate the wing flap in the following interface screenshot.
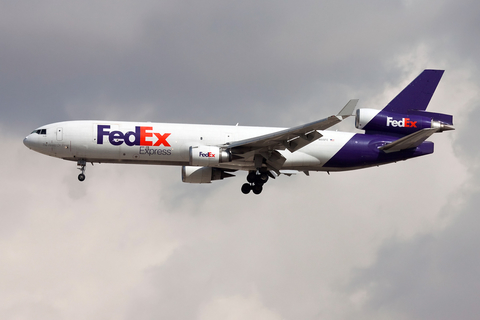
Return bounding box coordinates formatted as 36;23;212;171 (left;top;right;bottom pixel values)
259;150;287;173
284;130;323;152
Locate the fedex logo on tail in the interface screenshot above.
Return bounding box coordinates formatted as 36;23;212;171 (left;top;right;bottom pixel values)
199;151;216;158
386;117;417;128
97;125;171;147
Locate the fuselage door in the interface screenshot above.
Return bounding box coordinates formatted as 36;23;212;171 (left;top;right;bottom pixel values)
56;127;63;141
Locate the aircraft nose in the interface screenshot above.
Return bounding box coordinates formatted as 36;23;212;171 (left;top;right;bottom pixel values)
23;135;33;149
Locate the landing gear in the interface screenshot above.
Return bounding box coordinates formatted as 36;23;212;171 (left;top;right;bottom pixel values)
252;183;263;195
241;183;252;194
247;172;256;183
241;170;269;195
77;160;86;182
259;172;269;183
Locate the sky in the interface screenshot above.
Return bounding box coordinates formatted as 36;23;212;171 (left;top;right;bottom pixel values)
1;0;479;319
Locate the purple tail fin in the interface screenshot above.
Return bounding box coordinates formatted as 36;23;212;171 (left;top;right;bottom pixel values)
383;69;444;113
356;69;453;136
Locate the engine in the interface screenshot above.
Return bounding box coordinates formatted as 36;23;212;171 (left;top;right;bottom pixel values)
182;166;234;183
355;108;453;135
189;146;232;166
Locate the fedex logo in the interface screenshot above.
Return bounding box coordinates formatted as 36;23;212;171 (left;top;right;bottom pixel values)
386;117;417;128
199;151;216;158
97;125;171;147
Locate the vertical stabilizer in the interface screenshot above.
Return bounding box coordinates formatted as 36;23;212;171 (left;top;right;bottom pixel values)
355;69;453;135
383;69;444;113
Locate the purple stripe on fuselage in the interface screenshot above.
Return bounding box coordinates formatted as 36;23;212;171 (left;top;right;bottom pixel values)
323;134;434;169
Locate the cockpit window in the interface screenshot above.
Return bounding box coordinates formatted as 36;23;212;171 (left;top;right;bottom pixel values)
31;129;47;135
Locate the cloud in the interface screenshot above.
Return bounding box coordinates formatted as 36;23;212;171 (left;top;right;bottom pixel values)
198;291;284;320
3;0;478;131
349;164;480;320
346;70;480;319
1;0;479;319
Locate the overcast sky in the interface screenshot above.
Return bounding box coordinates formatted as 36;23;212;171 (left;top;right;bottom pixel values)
1;0;479;319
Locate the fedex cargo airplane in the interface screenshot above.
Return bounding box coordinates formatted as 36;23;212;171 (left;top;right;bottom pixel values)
24;70;454;194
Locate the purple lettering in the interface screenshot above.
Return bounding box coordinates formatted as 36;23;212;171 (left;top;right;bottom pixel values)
109;131;124;146
97;125;111;144
124;127;140;146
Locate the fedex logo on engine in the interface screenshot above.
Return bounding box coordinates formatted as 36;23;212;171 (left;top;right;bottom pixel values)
97;125;171;147
386;117;417;128
199;151;216;158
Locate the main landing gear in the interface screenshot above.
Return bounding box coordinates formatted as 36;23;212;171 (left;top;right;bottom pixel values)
77;160;86;181
241;170;270;195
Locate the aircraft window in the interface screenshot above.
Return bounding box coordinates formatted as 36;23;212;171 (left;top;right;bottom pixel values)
31;129;47;135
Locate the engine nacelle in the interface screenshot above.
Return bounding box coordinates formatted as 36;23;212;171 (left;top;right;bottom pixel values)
189;146;232;166
355;108;381;130
182;166;232;183
355;108;451;135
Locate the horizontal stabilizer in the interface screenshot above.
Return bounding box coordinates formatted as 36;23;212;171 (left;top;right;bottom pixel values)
379;128;438;153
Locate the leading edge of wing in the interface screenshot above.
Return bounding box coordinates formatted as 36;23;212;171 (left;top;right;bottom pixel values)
226;99;358;154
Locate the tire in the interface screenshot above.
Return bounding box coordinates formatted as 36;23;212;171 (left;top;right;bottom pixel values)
241;183;251;194
259;172;269;182
252;184;263;195
78;173;86;182
247;172;256;183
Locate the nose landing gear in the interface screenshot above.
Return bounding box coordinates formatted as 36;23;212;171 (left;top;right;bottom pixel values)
77;160;86;181
241;170;270;195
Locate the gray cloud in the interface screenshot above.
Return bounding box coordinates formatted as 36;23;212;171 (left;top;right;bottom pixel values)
4;0;479;132
1;0;479;319
349;180;480;319
347;81;480;319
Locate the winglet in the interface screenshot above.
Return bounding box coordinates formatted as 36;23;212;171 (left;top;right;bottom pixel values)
337;99;358;119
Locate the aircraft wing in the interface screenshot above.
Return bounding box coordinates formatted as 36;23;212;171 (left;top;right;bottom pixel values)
379;128;438;153
226;99;358;154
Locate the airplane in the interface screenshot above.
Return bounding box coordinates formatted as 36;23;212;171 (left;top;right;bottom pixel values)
23;69;454;194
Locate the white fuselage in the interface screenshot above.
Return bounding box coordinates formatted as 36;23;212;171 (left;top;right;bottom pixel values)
23;120;355;172
22;70;449;194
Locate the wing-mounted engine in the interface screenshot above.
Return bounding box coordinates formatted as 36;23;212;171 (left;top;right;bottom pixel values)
189;146;232;166
355;108;454;135
182;166;235;183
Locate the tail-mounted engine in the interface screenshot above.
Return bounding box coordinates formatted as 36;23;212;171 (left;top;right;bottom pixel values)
189;146;232;166
355;108;454;135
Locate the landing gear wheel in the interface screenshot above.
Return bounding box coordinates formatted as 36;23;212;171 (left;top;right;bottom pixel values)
247;171;256;183
241;183;251;194
77;160;87;182
252;184;263;195
259;172;269;183
243;170;269;194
